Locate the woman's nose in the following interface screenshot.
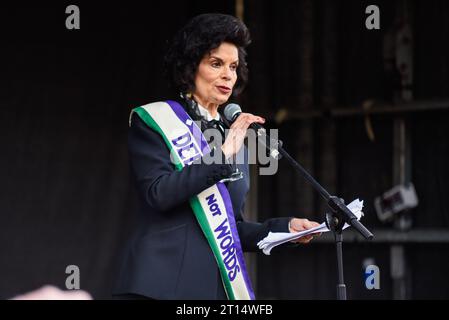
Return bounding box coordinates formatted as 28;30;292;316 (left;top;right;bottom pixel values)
221;67;232;80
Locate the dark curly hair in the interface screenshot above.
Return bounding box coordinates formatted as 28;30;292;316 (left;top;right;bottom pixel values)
164;13;251;97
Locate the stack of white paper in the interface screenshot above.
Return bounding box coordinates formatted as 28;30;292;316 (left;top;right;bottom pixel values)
257;199;364;255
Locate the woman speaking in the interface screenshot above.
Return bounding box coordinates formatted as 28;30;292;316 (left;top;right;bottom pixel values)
114;13;320;300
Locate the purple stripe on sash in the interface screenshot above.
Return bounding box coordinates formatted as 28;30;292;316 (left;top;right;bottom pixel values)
217;182;255;300
166;100;210;154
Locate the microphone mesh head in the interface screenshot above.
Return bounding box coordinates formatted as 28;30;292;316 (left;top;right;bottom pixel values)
223;103;242;122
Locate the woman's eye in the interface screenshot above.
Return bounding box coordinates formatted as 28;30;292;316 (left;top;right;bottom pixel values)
230;65;238;71
211;61;221;68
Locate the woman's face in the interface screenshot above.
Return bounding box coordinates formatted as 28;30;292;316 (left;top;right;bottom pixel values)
193;42;239;108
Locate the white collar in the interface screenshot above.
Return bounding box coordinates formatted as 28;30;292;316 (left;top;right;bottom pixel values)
197;103;220;121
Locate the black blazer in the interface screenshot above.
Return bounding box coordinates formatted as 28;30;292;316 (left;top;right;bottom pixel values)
113;105;291;299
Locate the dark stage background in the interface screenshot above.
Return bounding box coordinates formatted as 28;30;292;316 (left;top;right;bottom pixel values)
0;0;448;299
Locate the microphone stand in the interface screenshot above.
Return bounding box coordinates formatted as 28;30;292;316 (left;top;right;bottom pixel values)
260;130;374;300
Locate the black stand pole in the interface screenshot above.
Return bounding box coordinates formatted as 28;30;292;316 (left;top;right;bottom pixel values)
262;133;374;299
326;211;347;300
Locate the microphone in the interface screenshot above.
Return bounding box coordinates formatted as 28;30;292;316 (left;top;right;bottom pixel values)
223;103;265;131
223;103;282;159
